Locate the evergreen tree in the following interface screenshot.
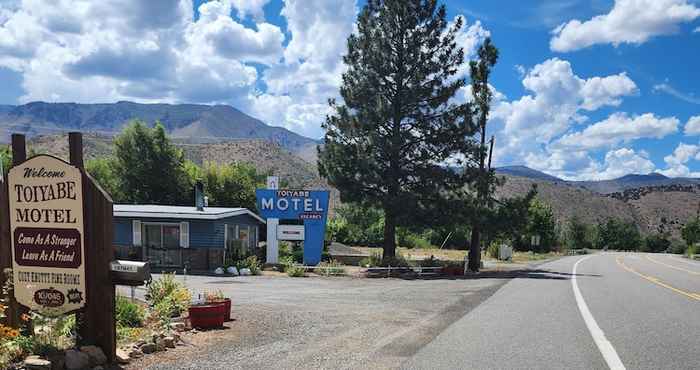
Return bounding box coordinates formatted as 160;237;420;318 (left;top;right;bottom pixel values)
319;0;479;258
465;38;499;271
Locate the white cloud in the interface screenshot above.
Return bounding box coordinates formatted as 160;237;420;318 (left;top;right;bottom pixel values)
685;116;700;135
593;148;656;180
554;113;679;150
695;26;700;32
493;58;637;158
659;143;700;177
230;0;271;21
550;0;700;52
653;82;700;104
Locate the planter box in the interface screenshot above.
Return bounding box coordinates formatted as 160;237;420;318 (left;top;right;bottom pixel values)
188;303;226;329
214;298;232;321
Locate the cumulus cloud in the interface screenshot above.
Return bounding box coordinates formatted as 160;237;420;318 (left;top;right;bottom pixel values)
550;0;700;52
230;0;271;21
493;58;637;159
593;148;656;180
685;116;700;135
659;143;700;177
553;113;679;151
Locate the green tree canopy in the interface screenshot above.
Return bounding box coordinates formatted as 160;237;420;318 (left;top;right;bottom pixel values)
525;199;557;253
596;218;641;251
114;120;192;205
565;215;592;250
200;162;265;210
681;216;700;247
319;0;480;258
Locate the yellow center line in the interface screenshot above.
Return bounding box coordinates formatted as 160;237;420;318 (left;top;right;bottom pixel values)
616;256;700;302
645;255;700;276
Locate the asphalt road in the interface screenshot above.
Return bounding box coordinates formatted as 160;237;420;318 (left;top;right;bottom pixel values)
403;253;700;370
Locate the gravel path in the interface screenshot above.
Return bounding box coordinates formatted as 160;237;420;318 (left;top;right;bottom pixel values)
121;272;513;370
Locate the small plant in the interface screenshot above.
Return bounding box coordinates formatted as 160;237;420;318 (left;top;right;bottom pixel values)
116;296;145;327
204;290;227;303
145;273;191;317
487;242;500;259
318;260;346;276
359;251;383;267
286;264;306;277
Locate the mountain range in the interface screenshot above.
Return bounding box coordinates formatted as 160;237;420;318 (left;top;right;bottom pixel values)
3;101;700;240
0;101;318;153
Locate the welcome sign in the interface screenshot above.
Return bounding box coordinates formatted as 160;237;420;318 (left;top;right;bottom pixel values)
256;189;329;265
9;155;86;314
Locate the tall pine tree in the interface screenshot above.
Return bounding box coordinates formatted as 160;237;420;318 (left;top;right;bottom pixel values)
318;0;479;258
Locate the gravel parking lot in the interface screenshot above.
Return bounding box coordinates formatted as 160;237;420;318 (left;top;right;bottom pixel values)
121;273;510;370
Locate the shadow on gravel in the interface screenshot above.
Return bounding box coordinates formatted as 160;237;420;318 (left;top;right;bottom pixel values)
395;269;602;281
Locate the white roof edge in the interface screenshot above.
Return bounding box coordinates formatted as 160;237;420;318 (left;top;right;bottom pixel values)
114;208;265;224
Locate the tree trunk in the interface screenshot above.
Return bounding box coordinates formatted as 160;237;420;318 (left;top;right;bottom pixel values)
383;208;396;260
468;225;481;272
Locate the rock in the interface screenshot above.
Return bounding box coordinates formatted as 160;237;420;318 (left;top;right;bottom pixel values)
163;336;176;348
48;352;66;370
169;322;186;332
155;338;166;352
140;342;157;354
214;267;224;275
239;268;251;276
127;348;144;359
65;349;90;370
24;357;51;370
80;345;107;366
226;266;239;275
116;348;131;364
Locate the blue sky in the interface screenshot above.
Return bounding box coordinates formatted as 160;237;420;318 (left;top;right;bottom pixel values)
0;0;698;180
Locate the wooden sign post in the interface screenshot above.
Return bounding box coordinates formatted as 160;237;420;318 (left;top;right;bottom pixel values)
0;133;116;362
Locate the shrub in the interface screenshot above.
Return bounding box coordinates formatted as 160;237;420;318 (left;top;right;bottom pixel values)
417;256;443;268
317;260;346;276
286;265;306;277
642;233;671;253
487;242;499;259
359;251;383;267
669;240;687;255
397;228;433;249
116;296;145;327
236;255;262;275
145;273;191;317
688;244;698;258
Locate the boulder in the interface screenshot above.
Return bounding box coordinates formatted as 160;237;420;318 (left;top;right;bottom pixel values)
80;345;107;366
155;338;167;352
239;268;251;276
140;342;157;354
127;348;144;359
65;349;90;370
116;348;131;364
163;336;176;348
214;267;225;275
226;266;239;275
169;322;186;332
24;357;52;370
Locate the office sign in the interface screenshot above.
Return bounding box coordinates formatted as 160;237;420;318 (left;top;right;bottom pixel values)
9;155;86;314
277;225;305;241
256;189;329;265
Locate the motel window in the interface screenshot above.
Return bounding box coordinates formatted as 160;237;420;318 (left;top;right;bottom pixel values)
225;224;257;259
143;223;181;267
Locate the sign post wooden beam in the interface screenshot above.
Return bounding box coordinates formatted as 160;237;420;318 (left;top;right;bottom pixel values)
70;132;116;362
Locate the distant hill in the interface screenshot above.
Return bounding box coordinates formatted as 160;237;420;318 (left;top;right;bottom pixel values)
495;166;563;182
0;101;319;155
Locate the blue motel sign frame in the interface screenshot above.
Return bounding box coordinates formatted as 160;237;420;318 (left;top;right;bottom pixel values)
255;189;330;265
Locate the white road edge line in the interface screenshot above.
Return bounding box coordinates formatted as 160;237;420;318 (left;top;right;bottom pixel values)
572;255;626;370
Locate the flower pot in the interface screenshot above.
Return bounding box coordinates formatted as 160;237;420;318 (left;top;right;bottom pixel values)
218;298;231;321
188;303;225;329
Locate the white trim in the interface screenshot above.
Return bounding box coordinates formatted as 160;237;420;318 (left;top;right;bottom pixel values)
132;220;141;246
180;222;189;248
115;206;265;223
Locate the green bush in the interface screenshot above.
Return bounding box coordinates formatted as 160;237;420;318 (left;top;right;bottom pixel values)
687;244;698;258
417;256;443;268
317;260;346;276
359;251;383;267
286;264;306;277
236;255;262;275
669;240;687;254
642;233;671;253
487;242;499;259
397;228;434;249
145;273;191;317
116;296;145;327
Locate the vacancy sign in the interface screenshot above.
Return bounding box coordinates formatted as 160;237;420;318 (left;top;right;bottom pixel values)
9;155;86;314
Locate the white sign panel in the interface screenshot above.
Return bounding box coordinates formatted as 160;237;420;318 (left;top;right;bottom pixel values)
277;225;305;241
9;155;86;315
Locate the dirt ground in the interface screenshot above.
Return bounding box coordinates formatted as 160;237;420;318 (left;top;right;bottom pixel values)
119;272;516;370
